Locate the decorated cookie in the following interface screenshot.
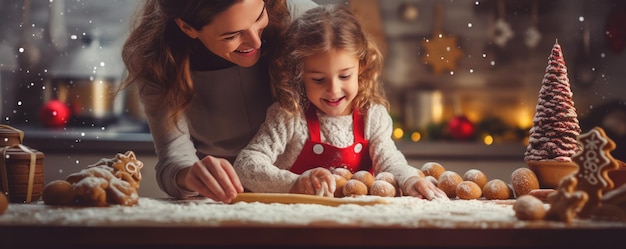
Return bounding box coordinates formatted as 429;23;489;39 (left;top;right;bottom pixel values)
572;127;620;218
89;151;144;187
545;175;588;223
41;151;144;207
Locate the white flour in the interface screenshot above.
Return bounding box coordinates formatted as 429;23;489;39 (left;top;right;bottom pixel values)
0;196;621;228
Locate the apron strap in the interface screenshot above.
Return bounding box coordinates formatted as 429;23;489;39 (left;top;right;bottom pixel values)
305;106;321;142
353;108;365;142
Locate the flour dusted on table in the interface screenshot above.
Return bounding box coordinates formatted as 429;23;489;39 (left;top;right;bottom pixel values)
3;197;626;228
0;197;511;227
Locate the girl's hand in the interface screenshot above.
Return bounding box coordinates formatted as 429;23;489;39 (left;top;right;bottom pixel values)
290;167;336;197
178;155;244;203
402;175;449;200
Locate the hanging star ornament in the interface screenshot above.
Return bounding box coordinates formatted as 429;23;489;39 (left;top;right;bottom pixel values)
421;33;464;75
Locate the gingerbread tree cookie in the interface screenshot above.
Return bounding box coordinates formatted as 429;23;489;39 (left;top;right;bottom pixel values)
572;127;620;218
524;40;581;162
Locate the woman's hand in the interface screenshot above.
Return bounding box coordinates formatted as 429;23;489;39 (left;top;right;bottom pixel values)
402;175;449;200
290;167;336;197
178;155;244;203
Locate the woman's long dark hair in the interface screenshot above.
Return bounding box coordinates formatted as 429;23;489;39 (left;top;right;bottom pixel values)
121;0;289;129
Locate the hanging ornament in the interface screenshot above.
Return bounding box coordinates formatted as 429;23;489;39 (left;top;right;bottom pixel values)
604;4;626;54
421;2;464;75
447;94;474;141
492;0;514;48
39;99;71;128
448;115;475;141
524;0;542;49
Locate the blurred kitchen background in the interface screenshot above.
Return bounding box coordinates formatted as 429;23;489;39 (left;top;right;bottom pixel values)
0;0;625;197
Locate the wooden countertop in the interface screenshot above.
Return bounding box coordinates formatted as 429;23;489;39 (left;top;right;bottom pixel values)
1;197;624;248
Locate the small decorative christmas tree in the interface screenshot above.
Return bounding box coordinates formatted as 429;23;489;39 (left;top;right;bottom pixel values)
524;40;581;162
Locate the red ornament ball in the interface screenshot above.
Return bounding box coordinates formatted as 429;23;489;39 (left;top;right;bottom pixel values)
39;100;71;128
448;115;474;140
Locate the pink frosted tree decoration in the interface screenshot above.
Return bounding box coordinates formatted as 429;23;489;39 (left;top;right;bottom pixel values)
524;40;581;162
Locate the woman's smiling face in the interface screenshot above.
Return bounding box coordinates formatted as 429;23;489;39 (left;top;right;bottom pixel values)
177;0;268;67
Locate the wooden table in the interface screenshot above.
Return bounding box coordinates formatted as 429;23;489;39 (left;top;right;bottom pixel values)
1;197;624;249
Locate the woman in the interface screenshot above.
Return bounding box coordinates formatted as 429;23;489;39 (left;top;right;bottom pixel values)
121;0;317;203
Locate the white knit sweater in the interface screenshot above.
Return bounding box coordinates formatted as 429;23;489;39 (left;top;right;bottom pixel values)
234;102;420;193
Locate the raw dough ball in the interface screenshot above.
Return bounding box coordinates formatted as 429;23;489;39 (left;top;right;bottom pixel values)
483;179;512;200
334;174;348;198
456;180;482;200
370;180;396;197
421;162;446;179
513;195;547;221
375;172;396;186
343;179;368;197
369;180;396;197
463;169;488;189
351;170;375;189
437;171;463;198
331;168;353;180
42;180;75;206
0;192;8;215
511;167;540;198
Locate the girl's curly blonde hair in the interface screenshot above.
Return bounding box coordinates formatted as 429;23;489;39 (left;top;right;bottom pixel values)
270;4;388;116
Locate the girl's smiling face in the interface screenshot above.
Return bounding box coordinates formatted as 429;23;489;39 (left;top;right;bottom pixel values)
303;49;359;117
176;0;268;67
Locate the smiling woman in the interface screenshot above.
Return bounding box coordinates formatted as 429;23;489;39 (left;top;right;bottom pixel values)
119;0;318;202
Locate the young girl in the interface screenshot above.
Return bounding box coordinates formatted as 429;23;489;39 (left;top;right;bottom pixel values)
233;4;447;200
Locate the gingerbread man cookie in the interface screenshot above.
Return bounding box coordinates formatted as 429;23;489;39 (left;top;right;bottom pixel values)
572;127;620;218
545;175;588;223
66;166;139;206
89;151;144;186
43;151;144;207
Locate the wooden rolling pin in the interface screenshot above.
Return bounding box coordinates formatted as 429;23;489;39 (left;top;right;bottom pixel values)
232;193;388;207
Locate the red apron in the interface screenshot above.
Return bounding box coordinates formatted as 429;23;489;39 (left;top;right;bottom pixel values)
289;106;373;174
